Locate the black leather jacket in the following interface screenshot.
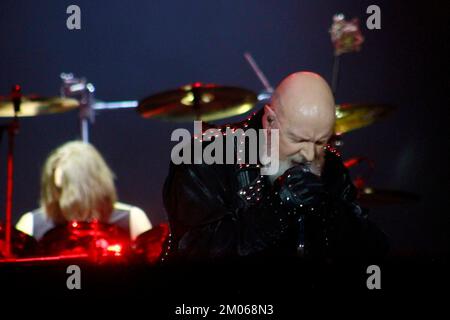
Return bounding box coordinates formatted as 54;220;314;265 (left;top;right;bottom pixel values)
163;110;388;261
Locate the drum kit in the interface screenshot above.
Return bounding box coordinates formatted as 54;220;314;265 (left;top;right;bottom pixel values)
0;47;418;264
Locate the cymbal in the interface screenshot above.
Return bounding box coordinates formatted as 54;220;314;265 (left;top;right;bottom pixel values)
0;96;79;117
335;103;395;134
358;187;420;207
137;82;257;122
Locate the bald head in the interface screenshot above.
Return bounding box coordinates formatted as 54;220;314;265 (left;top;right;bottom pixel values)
271;71;335;127
263;72;336;177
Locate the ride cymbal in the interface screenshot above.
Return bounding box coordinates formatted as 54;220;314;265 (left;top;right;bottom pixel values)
138;82;257;122
0;96;79;117
358;187;420;207
335;103;394;134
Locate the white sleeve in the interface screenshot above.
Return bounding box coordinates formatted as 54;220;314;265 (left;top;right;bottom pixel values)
129;207;152;240
15;212;34;237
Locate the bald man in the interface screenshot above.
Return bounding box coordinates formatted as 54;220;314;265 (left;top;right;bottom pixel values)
262;72;335;180
163;72;387;260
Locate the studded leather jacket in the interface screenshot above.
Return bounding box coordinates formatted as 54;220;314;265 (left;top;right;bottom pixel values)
163;110;388;261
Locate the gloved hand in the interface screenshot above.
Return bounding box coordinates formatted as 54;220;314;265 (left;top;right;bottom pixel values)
321;154;357;204
274;165;329;211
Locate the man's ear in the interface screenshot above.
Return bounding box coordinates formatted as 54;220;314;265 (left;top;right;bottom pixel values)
263;104;278;129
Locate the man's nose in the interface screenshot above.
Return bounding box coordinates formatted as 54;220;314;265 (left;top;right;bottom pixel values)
300;143;315;162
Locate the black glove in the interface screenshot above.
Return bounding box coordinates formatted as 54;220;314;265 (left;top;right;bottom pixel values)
274;165;329;211
321;153;357;204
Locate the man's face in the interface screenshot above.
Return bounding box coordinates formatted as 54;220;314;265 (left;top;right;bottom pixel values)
261;72;336;179
276;106;334;176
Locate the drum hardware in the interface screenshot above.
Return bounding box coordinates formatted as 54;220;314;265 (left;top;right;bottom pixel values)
0;85;22;258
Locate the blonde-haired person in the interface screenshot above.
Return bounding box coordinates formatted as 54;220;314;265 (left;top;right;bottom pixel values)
16;141;152;240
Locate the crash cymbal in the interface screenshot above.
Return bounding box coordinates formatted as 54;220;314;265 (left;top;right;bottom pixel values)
0;96;79;117
358;187;420;207
137;82;257;122
335;103;394;134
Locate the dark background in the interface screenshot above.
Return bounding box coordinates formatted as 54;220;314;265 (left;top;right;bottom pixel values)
0;0;448;257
